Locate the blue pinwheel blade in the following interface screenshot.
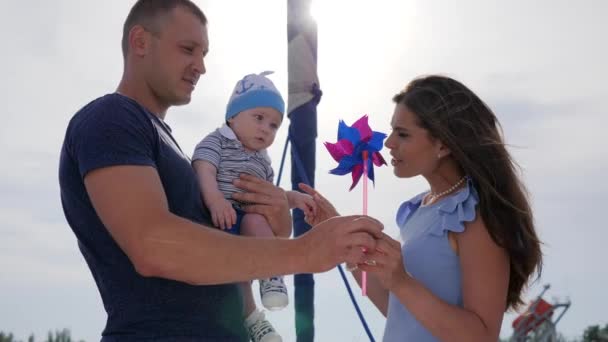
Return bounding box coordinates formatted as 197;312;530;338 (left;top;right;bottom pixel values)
368;131;387;151
329;167;351;176
366;158;375;183
329;155;359;175
337;120;361;145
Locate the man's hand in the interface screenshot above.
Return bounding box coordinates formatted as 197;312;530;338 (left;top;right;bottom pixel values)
206;193;237;230
298;215;384;273
232;174;292;237
298;183;340;226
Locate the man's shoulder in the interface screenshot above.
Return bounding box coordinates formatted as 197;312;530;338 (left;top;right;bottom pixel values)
68;93;151;131
73;93;139;119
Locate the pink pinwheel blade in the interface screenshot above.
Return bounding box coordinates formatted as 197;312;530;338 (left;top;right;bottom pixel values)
372;151;387;166
352;115;373;142
349;164;363;191
324;139;354;162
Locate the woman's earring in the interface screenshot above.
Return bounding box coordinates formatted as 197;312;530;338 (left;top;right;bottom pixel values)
437;153;441;159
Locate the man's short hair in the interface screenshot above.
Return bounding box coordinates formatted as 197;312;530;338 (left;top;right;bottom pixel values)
121;0;207;59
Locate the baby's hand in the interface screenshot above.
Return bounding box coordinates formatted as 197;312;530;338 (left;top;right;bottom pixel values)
287;191;316;218
298;183;340;226
207;196;237;230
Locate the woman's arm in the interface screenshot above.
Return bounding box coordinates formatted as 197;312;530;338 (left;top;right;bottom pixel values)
349;267;391;316
362;214;509;341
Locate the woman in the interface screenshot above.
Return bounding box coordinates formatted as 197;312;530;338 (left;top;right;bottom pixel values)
300;75;543;341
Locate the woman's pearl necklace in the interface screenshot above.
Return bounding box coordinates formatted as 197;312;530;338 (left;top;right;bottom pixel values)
427;176;467;203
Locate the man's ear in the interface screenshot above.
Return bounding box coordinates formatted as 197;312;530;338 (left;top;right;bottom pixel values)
129;25;149;57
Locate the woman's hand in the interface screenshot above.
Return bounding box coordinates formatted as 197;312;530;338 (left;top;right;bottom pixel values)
232;174;292;237
358;233;409;291
298;183;340;226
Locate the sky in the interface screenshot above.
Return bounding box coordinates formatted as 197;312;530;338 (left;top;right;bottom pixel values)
1;0;607;341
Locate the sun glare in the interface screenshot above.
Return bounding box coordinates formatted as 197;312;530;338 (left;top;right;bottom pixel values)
311;0;368;28
310;0;411;42
309;0;413;73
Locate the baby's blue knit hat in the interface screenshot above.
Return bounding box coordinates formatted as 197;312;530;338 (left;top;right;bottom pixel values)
226;71;285;121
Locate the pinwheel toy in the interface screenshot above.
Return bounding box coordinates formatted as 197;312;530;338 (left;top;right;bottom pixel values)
324;114;387;295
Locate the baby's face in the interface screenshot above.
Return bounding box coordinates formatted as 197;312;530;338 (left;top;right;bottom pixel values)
228;107;282;152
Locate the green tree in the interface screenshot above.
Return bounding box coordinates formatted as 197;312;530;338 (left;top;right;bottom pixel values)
0;332;34;342
0;330;83;342
583;323;608;342
45;329;85;342
0;332;16;342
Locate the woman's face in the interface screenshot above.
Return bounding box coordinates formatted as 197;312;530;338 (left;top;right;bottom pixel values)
384;103;443;178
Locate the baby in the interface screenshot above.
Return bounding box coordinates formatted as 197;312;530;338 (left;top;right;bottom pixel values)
192;71;314;342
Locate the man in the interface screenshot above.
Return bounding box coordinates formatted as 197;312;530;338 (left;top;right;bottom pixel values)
58;1;382;341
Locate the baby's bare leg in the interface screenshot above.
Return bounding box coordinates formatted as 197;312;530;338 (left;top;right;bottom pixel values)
241;213;274;237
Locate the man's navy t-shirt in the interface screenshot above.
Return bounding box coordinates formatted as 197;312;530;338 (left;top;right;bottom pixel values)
59;93;247;341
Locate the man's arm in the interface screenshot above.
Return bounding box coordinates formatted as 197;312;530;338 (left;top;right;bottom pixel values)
85;165;382;285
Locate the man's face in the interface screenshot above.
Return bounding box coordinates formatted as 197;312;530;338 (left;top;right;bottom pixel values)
144;6;209;108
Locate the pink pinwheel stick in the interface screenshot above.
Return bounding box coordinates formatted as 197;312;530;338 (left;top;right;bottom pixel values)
362;151;368;296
